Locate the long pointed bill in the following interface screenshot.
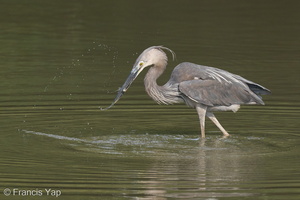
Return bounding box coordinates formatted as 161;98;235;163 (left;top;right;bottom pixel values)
100;65;144;110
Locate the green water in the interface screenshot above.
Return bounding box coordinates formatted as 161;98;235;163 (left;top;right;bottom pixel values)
1;1;300;199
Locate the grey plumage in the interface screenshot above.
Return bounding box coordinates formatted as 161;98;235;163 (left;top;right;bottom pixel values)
169;62;268;107
101;46;271;138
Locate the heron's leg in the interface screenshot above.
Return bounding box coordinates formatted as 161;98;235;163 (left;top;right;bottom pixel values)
206;112;230;136
196;105;207;138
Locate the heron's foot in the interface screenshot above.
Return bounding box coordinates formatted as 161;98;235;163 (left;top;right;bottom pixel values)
222;130;230;137
222;133;230;138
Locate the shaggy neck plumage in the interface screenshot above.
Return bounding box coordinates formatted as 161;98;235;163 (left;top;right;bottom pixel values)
144;65;180;105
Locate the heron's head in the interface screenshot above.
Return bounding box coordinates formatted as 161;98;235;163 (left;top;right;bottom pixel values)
101;46;175;110
134;46;171;70
121;46;175;93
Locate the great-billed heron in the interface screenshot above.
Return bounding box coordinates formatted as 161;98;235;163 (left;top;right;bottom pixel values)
101;46;271;138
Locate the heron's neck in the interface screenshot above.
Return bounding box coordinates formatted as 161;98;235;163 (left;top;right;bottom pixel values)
144;66;180;105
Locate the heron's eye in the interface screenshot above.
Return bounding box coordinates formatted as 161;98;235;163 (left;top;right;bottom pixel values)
139;61;144;67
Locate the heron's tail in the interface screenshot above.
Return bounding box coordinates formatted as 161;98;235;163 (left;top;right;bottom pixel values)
246;83;271;96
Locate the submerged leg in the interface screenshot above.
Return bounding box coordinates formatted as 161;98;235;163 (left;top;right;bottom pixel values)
206;112;230;136
196;105;207;138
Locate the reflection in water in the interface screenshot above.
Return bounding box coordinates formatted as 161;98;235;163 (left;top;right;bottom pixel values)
133;138;261;199
21;130;292;199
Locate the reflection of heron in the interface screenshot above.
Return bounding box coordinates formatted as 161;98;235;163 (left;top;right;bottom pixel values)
102;46;271;138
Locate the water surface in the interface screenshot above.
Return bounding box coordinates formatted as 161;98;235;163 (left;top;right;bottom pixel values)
1;0;300;199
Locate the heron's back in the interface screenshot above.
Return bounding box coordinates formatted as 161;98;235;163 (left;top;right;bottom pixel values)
167;62;270;106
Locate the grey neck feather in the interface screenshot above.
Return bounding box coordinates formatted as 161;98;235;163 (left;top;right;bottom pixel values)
144;65;181;105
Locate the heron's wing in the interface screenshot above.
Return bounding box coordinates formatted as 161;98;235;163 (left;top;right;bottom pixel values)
169;62;270;96
179;79;264;106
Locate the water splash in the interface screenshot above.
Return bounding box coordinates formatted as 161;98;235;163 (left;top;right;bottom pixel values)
22;130;89;143
43;42;118;93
